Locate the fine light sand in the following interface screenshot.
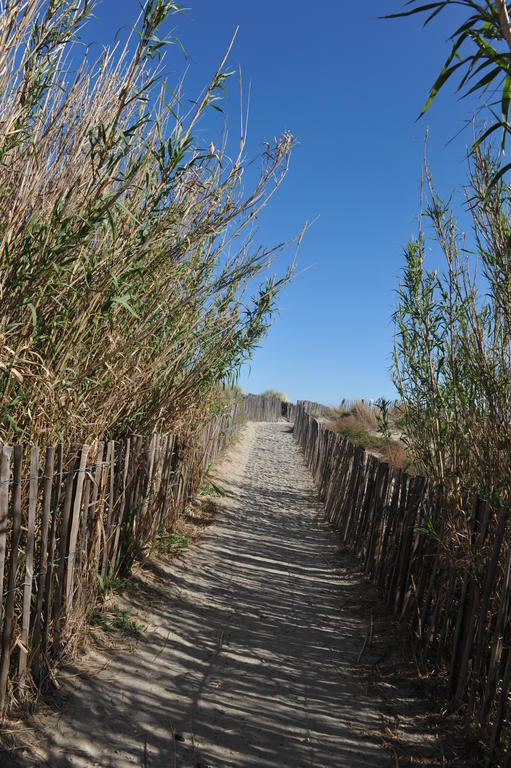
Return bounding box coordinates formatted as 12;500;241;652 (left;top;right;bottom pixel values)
11;422;446;767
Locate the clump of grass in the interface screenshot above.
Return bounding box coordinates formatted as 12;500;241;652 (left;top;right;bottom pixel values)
111;605;144;637
350;400;378;431
196;458;226;497
97;574;122;595
156;532;189;554
332;420;385;452
88;603;143;638
197;479;225;497
329;400;410;471
88;609;110;632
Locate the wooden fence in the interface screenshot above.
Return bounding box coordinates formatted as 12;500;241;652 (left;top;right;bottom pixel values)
0;392;297;715
297;400;337;418
294;404;511;766
0;402;246;716
298;398;399;417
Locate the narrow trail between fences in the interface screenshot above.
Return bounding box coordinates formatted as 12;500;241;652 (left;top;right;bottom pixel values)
15;422;447;768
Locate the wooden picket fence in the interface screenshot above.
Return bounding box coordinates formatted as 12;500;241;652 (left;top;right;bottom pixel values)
294;404;511;766
0;393;291;715
0;400;254;715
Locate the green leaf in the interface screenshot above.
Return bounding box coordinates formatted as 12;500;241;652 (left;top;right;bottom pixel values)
488;160;511;190
26;302;37;332
419;58;468;117
502;74;511;149
115;200;142;226
112;295;140;319
462;64;501;98
382;3;444;20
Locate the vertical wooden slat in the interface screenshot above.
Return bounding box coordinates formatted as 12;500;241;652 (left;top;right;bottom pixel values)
65;444;90;613
387;473;410;608
101;440;115;580
32;446;55;682
400;481;432;625
482;537;511;723
41;442;63;667
365;462;390;576
52;457;77;655
79;471;91;573
0;445;12;610
345;447;367;545
109;438;130;578
450;498;486;706
394;476;424;614
0;445;22;714
89;441;104;572
487;642;511;766
377;468;401;590
162;434;176;529
127;435;144;544
99;441;113;581
19;445;39;680
141;433;157;528
470;507;509;718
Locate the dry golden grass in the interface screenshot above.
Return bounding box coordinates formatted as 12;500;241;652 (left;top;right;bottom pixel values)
350;400;379;431
379;439;410;471
329;402;411;471
0;1;295;446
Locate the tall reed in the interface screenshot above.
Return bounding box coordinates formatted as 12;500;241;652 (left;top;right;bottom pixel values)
394;146;511;504
0;0;294;445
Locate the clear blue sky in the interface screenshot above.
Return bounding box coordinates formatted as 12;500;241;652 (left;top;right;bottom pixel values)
89;1;480;405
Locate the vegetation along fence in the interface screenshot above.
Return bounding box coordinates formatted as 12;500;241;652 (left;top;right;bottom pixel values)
0;394;283;715
294;404;511;766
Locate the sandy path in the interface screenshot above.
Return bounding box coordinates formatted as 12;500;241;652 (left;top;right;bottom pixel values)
12;422;443;768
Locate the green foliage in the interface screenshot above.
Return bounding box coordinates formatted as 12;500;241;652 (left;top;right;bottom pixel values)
375;397;392;441
389;2;511;501
197;461;225;496
393;146;511;502
88;603;143;637
97;573;122;595
197;479;225;497
388;1;511;178
156;533;190;555
333;423;387;452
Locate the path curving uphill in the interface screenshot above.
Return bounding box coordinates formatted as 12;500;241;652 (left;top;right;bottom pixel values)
13;422;447;767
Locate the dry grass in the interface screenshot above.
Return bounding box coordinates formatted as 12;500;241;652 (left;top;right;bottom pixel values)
0;1;295;446
329;401;411;471
262;389;288;402
350;400;379;431
172;497;219;545
379;439;410;471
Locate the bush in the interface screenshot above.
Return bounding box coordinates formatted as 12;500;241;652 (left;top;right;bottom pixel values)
394;146;511;503
262;390;288;401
